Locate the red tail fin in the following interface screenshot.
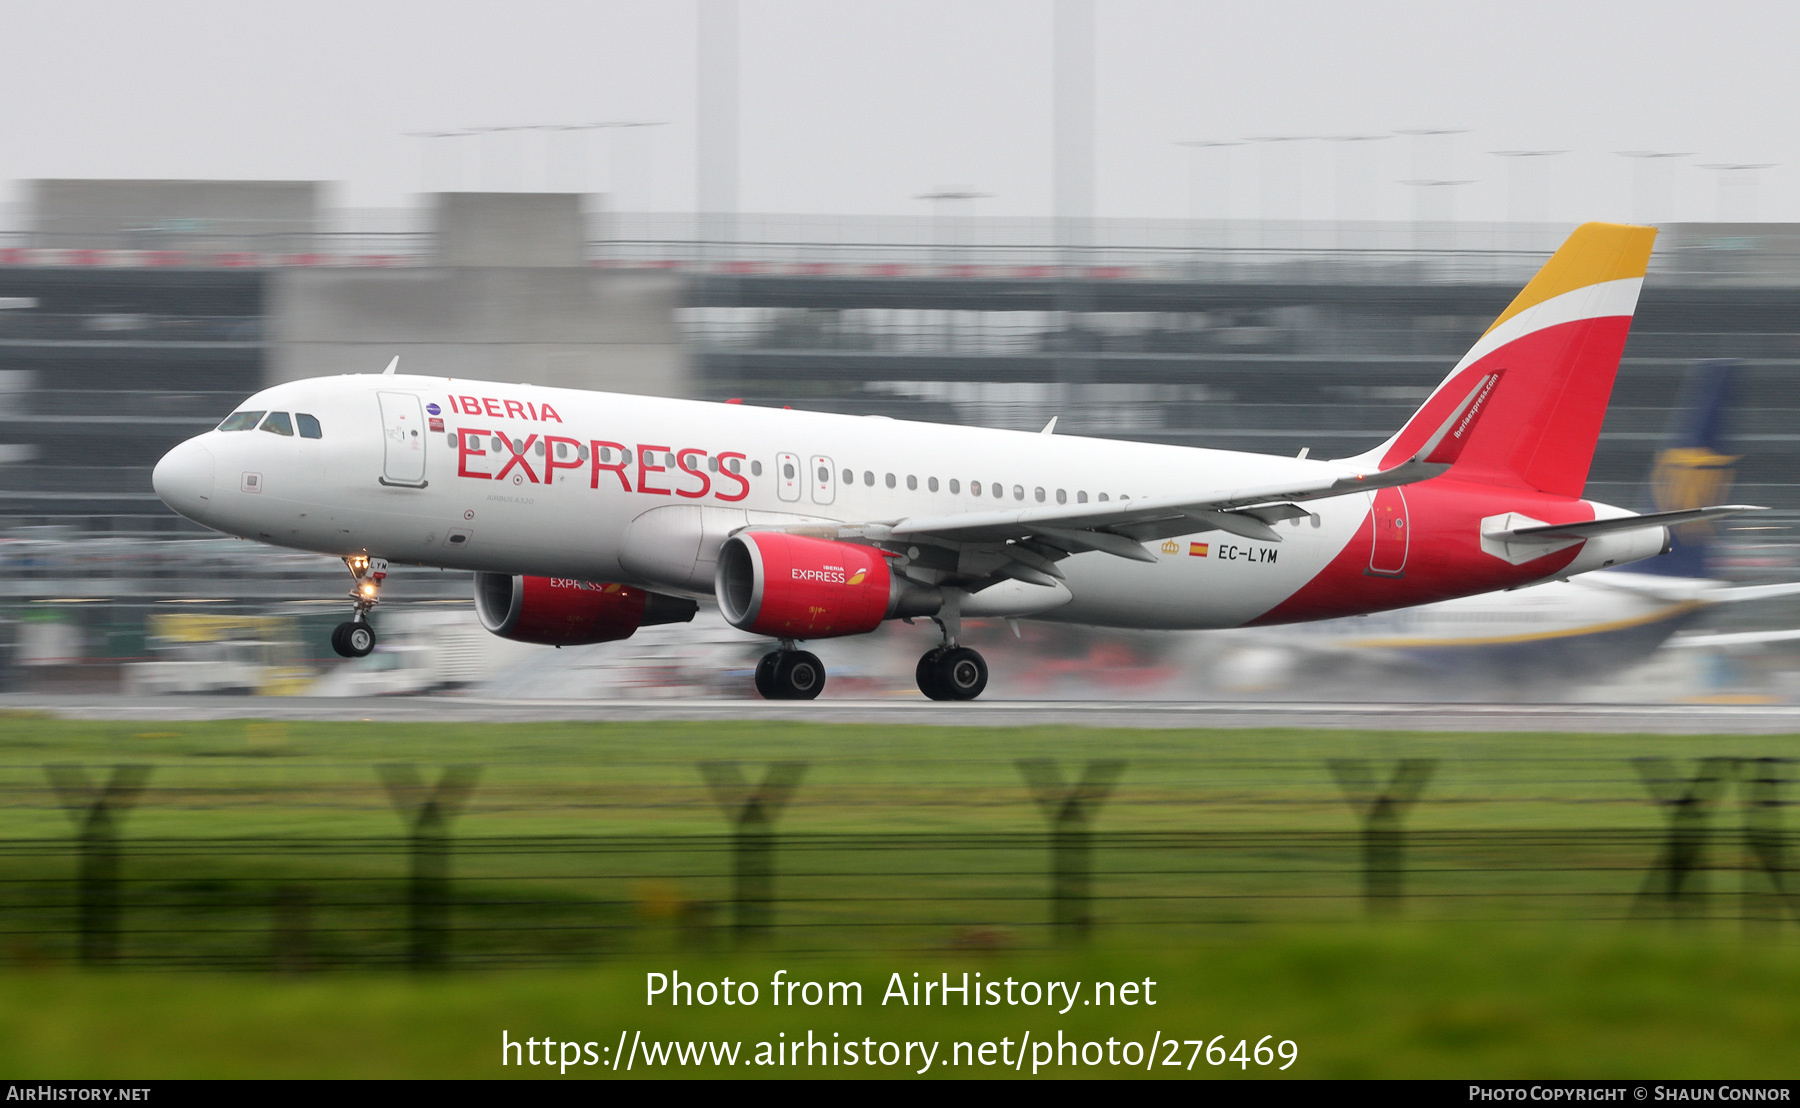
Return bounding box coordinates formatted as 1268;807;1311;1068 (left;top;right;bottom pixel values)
1353;222;1657;497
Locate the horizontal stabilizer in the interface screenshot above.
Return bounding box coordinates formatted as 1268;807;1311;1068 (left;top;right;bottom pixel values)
1491;504;1765;543
1669;627;1800;650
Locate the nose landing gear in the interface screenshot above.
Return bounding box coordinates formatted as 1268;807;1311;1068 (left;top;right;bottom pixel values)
753;641;825;700
916;611;988;701
330;556;386;659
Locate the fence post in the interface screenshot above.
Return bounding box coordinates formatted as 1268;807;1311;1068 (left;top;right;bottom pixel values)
45;765;151;967
1736;757;1796;930
1632;757;1732;920
1328;759;1436;914
698;761;806;943
1017;758;1126;943
378;764;478;969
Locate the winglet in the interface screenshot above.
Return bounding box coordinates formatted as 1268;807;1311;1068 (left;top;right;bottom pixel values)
381;356;399;376
1041;417;1058;435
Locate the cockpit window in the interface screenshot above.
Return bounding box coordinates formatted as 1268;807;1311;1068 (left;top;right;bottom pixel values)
259;412;294;436
218;410;265;432
296;413;322;439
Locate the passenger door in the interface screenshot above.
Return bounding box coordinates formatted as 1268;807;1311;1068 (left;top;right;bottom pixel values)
1367;487;1408;577
377;392;428;487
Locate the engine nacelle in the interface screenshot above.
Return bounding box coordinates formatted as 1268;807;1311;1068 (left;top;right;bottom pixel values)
474;573;697;646
715;531;935;638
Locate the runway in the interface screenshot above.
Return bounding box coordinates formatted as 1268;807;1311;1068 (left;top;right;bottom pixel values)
6;694;1800;733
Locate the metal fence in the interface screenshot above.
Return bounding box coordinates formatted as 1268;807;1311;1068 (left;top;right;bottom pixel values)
2;755;1794;969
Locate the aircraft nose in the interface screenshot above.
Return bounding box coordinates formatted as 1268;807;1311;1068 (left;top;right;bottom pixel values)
152;437;215;519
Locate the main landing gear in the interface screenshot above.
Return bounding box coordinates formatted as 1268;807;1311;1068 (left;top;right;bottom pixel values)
754;642;826;700
916;612;987;701
330;555;386;659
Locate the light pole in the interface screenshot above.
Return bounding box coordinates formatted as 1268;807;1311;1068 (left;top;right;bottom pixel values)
1320;135;1391;250
1174;140;1241;257
1490;150;1567;255
1489;150;1567;223
914;189;993;269
1241;136;1312;245
1616;151;1692;224
1396;129;1468;235
1400;179;1474;253
404;131;470;194
1699;163;1777;222
914;190;992;352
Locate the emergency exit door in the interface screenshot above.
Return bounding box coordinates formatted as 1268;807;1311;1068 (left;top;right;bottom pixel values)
377;392;428;487
1367;487;1408;577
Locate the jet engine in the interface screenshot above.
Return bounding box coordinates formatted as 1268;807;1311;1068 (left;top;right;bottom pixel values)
474;573;697;646
714;532;938;638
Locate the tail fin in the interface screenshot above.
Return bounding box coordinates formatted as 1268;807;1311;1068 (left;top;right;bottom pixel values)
1637;360;1740;578
1350;222;1657;497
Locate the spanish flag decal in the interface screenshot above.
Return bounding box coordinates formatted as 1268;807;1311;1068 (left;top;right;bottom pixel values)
1190;543;1209;557
847;568;867;585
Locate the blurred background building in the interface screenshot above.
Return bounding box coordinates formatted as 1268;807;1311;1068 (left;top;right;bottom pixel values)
2;177;1799;699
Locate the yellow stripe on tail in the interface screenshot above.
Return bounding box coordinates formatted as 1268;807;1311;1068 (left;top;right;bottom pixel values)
1484;222;1657;335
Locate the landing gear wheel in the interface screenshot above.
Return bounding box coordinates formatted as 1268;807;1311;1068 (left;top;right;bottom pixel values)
759;650;825;700
916;648;950;701
923;646;987;701
331;620;375;659
753;651;780;699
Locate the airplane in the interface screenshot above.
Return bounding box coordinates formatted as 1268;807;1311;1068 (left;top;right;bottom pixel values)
1201;360;1800;694
149;222;1761;701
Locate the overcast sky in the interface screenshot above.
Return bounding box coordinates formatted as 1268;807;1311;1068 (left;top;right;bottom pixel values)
1;0;1795;224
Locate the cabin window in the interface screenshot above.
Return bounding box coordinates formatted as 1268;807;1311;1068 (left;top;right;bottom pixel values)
598;446;612;462
970;481;983;497
1013;485;1025;501
296;413;322;439
864;471;875;486
783;462;796;480
1034;487;1045;503
749;460;761;476
577;445;589;461
707;456;719;472
729;457;742;474
819;465;831;483
534;441;546;457
842;468;853;484
928;477;939;492
219;410;265;432
258;412;294;436
620;448;632;465
906;475;917;490
1077;491;1088;503
663;452;674;467
948;479;960;494
885;473;896;489
1098;493;1109;502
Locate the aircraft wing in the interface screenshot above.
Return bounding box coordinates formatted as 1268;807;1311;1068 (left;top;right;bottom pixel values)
883;457;1449;551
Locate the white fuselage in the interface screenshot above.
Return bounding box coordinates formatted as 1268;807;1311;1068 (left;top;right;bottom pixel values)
151;373;1641;631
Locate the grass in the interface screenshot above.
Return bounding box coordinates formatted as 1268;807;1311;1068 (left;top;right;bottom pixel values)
0;714;1797;1077
1;928;1798;1078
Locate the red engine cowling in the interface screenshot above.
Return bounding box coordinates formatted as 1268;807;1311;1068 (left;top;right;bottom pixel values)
714;532;900;638
474;573;697;646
